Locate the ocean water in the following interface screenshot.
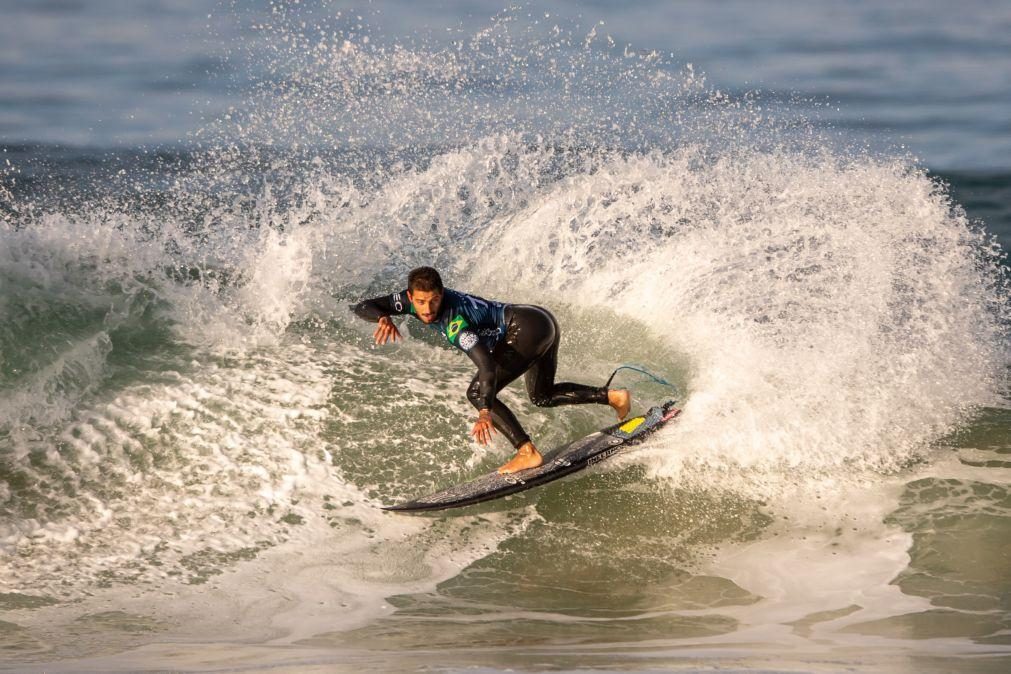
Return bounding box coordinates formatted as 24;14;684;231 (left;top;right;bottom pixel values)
1;1;1009;672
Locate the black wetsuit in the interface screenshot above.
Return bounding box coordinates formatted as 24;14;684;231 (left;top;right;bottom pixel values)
352;289;609;447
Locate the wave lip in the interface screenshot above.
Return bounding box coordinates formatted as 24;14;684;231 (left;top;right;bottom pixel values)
445;143;1008;486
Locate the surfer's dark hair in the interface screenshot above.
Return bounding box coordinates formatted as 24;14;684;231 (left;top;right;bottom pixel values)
408;266;444;293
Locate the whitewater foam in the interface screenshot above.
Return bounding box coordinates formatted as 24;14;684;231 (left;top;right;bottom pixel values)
448;144;1006;489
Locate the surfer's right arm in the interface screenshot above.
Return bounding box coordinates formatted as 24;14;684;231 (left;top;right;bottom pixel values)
351;290;411;345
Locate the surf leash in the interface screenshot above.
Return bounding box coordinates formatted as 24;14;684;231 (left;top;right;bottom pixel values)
604;364;679;397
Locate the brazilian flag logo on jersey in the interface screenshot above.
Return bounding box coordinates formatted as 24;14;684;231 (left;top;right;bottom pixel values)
446;315;469;345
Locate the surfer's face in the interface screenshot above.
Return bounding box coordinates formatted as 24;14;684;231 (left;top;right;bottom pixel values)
408;288;442;323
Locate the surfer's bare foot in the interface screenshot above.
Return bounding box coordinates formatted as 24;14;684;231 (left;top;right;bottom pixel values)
497;442;543;474
609;389;631;420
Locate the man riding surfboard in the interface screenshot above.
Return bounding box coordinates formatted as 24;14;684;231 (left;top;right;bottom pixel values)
352;267;631;474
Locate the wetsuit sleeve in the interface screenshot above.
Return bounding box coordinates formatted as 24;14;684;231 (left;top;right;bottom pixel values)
464;341;497;410
350;289;412;322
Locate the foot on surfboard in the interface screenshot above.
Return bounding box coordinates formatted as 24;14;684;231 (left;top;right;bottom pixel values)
497;443;543;474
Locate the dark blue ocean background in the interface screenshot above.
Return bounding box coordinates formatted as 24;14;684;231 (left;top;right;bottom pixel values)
2;0;1009;249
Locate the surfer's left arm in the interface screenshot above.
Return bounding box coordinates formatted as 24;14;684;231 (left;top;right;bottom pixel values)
464;341;498;445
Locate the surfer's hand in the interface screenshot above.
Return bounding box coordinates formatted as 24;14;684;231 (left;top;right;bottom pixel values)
471;409;495;445
373;316;401;345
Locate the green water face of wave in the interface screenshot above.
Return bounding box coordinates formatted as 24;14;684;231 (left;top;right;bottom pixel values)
875;409;1011;645
0;299;1008;671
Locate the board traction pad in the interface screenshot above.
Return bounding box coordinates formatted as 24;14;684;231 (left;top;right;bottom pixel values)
383;399;680;512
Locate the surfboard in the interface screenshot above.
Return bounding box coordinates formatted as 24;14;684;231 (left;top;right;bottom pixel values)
383;400;680;512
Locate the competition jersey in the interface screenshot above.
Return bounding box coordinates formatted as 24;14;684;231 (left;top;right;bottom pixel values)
381;288;507;353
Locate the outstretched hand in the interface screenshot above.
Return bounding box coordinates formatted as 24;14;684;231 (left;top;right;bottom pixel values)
471;409;496;445
373;316;402;345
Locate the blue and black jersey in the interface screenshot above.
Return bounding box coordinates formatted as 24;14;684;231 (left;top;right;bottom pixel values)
354;288;507;353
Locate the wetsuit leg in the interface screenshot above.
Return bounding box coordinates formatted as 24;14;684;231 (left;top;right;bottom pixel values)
516;307;609;407
467;305;608;448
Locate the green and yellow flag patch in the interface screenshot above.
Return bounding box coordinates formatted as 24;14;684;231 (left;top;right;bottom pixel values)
446;315;469;345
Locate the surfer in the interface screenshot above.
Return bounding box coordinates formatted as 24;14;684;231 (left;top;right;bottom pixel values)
352;267;631;474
